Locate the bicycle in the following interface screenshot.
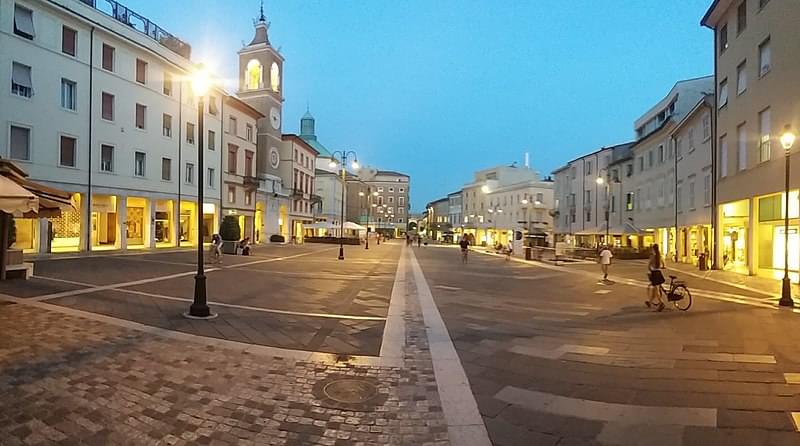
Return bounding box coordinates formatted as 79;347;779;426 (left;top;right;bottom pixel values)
657;275;692;311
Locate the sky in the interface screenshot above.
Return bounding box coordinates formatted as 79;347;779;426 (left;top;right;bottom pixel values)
136;0;714;212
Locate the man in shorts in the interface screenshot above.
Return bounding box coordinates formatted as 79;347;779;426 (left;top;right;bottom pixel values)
598;245;613;280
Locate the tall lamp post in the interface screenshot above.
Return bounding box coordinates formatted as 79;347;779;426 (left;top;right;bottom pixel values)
780;125;796;307
186;65;215;319
596;175;610;246
329;150;359;260
487;205;503;246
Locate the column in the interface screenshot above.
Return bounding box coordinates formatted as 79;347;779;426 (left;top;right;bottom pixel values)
117;194;127;251
748;198;756;276
146;198;156;249
79;192;89;252
37;218;48;253
173;200;181;247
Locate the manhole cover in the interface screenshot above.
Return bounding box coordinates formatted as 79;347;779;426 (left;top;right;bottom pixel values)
323;379;378;404
312;375;387;411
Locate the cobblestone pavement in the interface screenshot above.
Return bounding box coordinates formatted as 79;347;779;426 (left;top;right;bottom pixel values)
0;245;454;445
416;246;800;446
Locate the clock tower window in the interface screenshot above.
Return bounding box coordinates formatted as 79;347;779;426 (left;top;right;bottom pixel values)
246;59;263;90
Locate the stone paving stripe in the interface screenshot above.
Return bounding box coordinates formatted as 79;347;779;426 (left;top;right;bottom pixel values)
594;290;612;294
28;270;207;302
793;412;800;432
434;285;463;291
509;344;610;361
597;422;685;446
108;288;388;321
494;385;717;427
784;373;800;384
221;247;338;269
409;248;491;446
378;248;407;360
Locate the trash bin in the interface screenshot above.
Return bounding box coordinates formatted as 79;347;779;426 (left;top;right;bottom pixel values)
525;246;532;261
698;253;707;271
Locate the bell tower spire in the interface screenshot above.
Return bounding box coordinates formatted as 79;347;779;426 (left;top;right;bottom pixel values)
259;0;265;22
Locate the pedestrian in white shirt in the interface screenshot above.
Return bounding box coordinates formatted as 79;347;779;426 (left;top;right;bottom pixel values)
599;245;613;280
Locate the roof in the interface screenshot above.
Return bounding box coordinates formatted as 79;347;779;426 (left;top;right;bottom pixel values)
299;135;332;158
376;170;409;177
701;0;732;28
282;134;320;155
249;21;271;46
225;95;265;119
671;94;714;134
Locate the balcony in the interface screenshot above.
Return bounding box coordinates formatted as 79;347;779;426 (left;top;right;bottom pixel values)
243;175;260;189
79;0;191;58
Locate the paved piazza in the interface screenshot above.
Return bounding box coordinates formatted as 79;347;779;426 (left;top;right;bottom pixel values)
3;242;800;445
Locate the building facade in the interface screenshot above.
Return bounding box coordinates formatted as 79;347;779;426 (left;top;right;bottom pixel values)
2;0;228;254
347;168;410;237
221;95;263;241
447;191;462;230
299;111;343;233
703;0;800;278
280;135;318;242
425;197;450;241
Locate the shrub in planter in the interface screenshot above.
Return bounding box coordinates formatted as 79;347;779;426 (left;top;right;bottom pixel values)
270;234;285;243
219;215;241;254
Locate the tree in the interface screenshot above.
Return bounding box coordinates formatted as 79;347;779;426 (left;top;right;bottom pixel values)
219;215;241;241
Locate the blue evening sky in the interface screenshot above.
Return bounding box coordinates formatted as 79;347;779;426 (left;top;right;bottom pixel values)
136;0;713;212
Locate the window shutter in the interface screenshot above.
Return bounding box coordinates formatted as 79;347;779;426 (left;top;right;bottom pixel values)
62;27;76;56
10;126;30;160
14;5;35;38
12;63;33;89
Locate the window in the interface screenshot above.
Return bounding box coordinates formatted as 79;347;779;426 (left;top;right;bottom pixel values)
228;144;238;174
229;116;237;135
648;150;654;168
163;72;173;96
208;168;216;188
13;4;34;40
584;190;591;204
737;123;747;171
134;151;145;177
208;96;218;115
702;112;711;141
245;150;254;177
162;114;172;137
101;92;114;121
689;179;696;210
658;145;664;163
638;156;644;172
388;196;394;203
536;192;544;203
720;135;728;178
102;44;114;71
378;187;384;192
759;0;770;8
185;163;194;184
135;103;146;129
11;62;32;98
56;135;77;167
585;161;592;176
9;126;30;161
759;108;771;162
737;1;747;34
61;79;76;110
228;186;236;203
704;174;711;207
759;38;771;77
719;24;728;53
399;196;405;205
736;60;747;95
186;123;195;144
100;144;113;172
208;130;215;150
688;128;696;152
62;26;77;56
246;124;253;142
135;59;147;84
389;187;395;193
626;163;633;177
245;191;253;206
719;79;728;108
161;157;172;181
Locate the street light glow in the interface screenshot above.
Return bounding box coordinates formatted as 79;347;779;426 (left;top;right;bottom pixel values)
481;185;490;193
329;160;338;169
359;191;365;197
351;160;360;170
521;199;529;205
781;125;796;150
596;177;604;185
191;64;212;97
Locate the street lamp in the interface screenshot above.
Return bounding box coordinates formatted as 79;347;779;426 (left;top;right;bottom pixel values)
780;125;796;307
329;150;359;260
597;176;610;246
186;64;215;319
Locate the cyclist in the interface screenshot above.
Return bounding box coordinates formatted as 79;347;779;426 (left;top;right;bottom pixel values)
459;237;470;263
645;244;666;311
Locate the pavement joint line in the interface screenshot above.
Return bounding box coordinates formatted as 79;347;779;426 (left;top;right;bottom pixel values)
28;270;209;302
103;287;388;321
495;385;718;427
408;247;492;446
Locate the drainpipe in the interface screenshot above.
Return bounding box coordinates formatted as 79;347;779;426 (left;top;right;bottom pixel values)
711;35;719;269
86;26;95;252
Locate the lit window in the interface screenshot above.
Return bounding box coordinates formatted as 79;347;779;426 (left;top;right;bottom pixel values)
246;59;262;90
270;62;280;92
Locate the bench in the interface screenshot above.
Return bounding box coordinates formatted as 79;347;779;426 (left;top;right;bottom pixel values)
6;262;33;280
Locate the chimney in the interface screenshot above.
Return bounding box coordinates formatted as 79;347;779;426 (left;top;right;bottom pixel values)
524;152;530;168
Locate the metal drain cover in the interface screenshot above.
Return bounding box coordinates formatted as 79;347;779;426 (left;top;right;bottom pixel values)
312;376;387;411
323;379;378;403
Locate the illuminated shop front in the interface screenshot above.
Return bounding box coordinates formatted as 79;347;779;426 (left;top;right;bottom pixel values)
180;201;218;246
49;193;82;252
125;197;148;249
13;218;37;253
678;225;711;265
254;203;264;243
91;194;118;250
155;200;174;247
720;199;750;274
756;191;800;282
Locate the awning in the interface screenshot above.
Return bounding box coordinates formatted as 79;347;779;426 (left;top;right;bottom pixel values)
14;177;75;218
0;176;37;216
343;222;367;231
304;222;337;230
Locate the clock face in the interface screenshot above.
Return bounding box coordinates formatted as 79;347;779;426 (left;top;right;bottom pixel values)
269;107;281;130
269;147;280;169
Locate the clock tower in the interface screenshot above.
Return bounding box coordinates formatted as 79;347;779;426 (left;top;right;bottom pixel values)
237;4;284;179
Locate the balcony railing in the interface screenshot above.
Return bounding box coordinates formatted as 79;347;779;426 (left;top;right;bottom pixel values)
79;0;191;59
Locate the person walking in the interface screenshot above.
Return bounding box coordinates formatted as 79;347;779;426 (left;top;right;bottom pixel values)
459;237;470;264
417;235;422;247
646;244;666;311
598;245;613;280
505;240;513;261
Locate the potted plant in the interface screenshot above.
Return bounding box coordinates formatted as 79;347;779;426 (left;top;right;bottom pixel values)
219;215;241;254
269;234;285;243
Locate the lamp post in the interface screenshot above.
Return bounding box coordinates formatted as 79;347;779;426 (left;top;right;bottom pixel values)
487;205;503;246
186;65;214;319
329;150;359;260
780;125;796;307
359;191;369;249
596;176;610;246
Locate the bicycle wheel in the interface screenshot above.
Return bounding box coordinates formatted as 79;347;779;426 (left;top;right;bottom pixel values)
671;285;692;311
